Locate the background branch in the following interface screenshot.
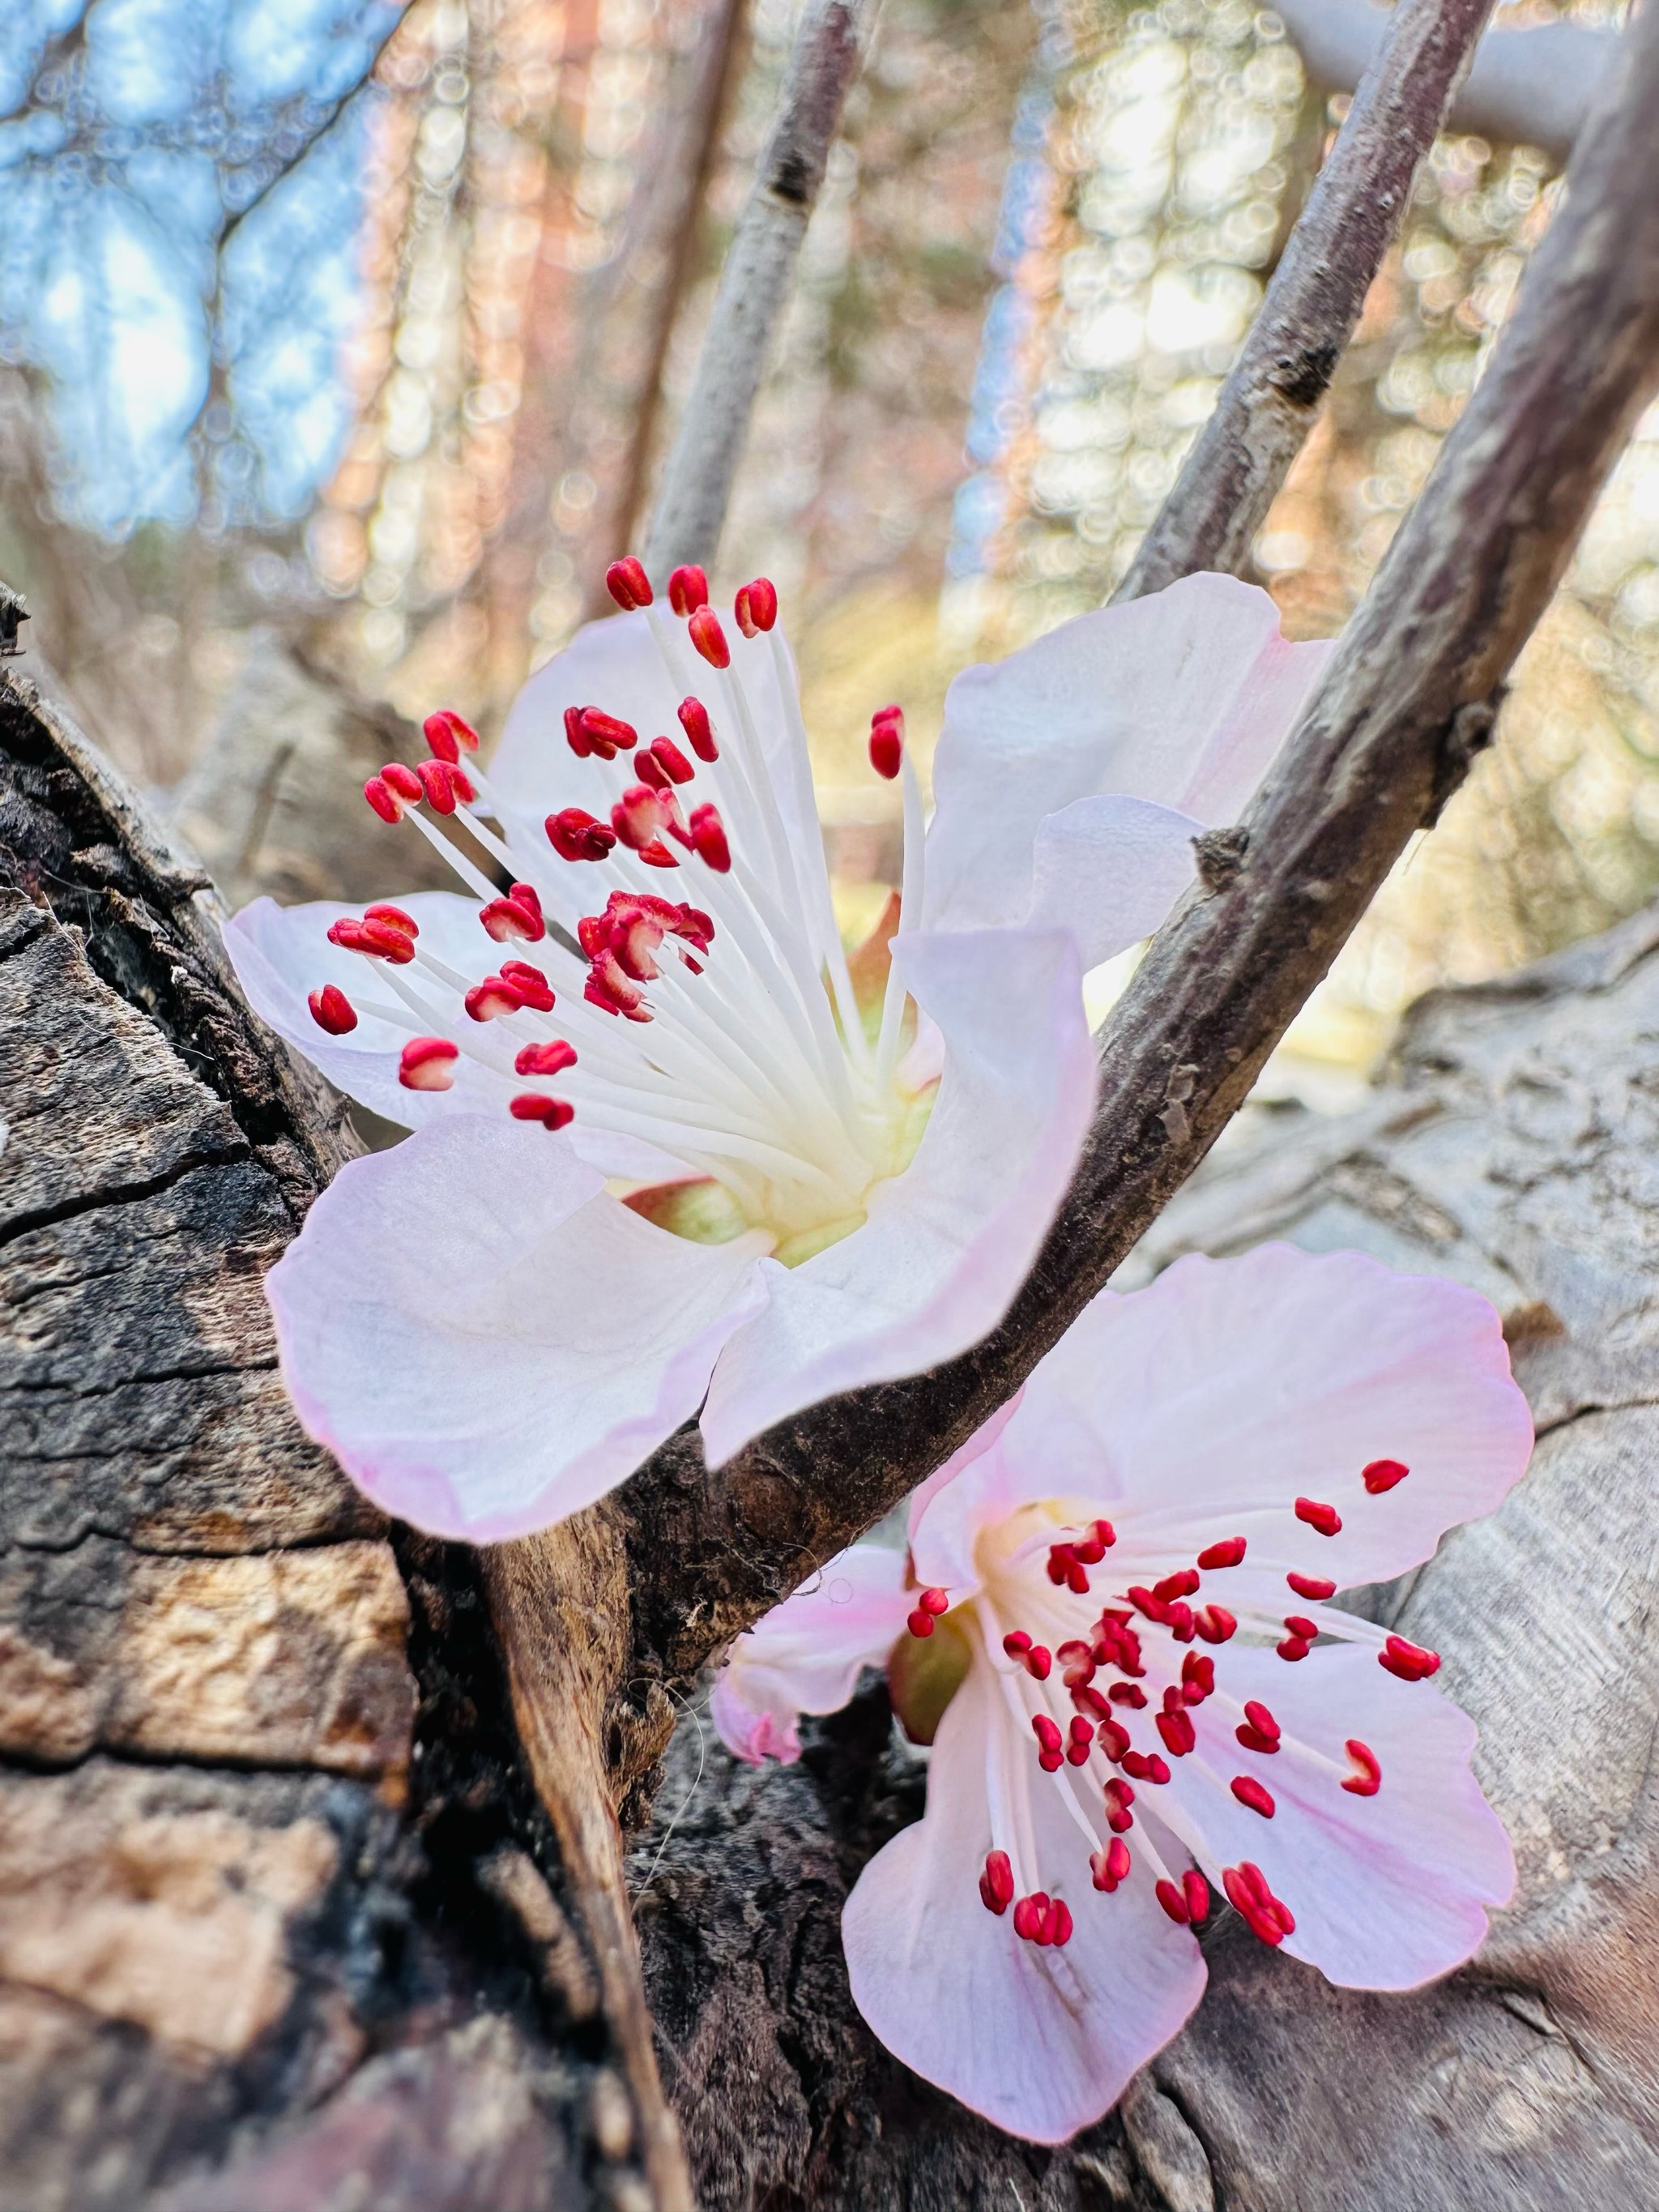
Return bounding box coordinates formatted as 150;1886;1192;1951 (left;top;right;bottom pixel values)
642;0;878;580
1117;0;1497;603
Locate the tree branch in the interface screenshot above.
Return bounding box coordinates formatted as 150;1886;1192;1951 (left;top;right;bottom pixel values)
602;0;1659;1731
641;0;877;580
1117;0;1497;604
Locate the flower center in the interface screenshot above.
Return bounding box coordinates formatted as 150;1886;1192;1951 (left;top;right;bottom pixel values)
310;558;938;1263
900;1456;1433;1951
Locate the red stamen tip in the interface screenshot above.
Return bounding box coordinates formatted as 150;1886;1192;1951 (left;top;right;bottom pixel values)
605;556;653;611
578;707;639;760
423;708;480;762
308;984;357;1035
677;695;718;761
500;959;555;1010
1197;1536;1247;1569
548;807;618;863
688;801;731;873
399;1036;458;1091
381;763;424;801
1194;1604;1236;1645
364;775;403;822
1286;1572;1337;1601
1230;1775;1276;1819
650;736;696;786
667;564;710;617
1155;1877;1191;1925
1342;1738;1383;1796
1223;1861;1295;1944
733;577;778;636
1294;1497;1342;1537
465;975;524;1023
1380;1634;1440;1682
1183;1870;1210;1923
515;1039;577;1078
1363;1458;1410;1494
906;1607;936;1638
480;894;545;944
509;1091;574;1130
687;604;729;668
1090;1837;1132;1893
868;704;904;780
917;1586;949;1616
979;1849;1014;1915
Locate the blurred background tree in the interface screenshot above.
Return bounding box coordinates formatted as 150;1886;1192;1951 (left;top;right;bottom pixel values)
0;0;1648;1092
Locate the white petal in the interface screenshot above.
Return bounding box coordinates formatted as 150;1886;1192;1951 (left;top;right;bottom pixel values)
698;925;1096;1466
267;1115;770;1540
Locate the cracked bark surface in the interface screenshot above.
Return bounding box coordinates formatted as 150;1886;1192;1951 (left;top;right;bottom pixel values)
629;900;1659;2211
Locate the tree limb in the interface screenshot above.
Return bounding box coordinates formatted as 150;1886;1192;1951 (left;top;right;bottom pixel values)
598;0;1659;1738
1117;0;1498;604
641;0;877;580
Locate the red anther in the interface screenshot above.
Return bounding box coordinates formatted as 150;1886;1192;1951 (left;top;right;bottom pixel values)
1154;1569;1201;1603
365;904;418;937
1180;1653;1215;1702
1277;1635;1311;1662
515;1039;577;1078
1243;1701;1280;1743
423;708;480;761
1091;1518;1116;1550
906;1608;935;1639
1197;1536;1247;1569
1108;1683;1147;1708
979;1849;1014;1915
466;975;524;1022
1294;1497;1342;1537
1097;1717;1132;1761
480;895;544;944
329;916;416;963
1091;1838;1132;1893
915;1586;948;1616
636;839;681;869
650;736;695;785
1121;1751;1171;1785
381;762;424;801
364;775;403;822
1073;1685;1111;1723
428;758;478;812
636;749;670;792
1183;1871;1210;1923
1283;1615;1318;1641
579;707;639;758
612;784;672;852
308;984;357;1035
1166;1601;1196;1644
868;710;903;781
687;801;731;873
1071;1535;1105;1569
1338;1740;1383;1799
1030;1715;1063;1757
604;557;653;611
667;564;709;616
1155;1706;1196;1758
1049;1898;1073;1947
1127;1586;1169;1624
1194;1604;1237;1644
1155;1877;1191;1926
687;604;729;668
1102;1778;1135;1833
399;1036;458;1091
1057;1638;1093;1668
501;959;554;1010
565;705;593;758
677;695;718;762
1046;1544;1072;1586
547;806;617;864
509;1092;575;1131
1223;1862;1295;1944
1380;1634;1440;1682
1287;1572;1337;1601
1363;1458;1410;1494
1230;1775;1276;1819
1235;1725;1278;1755
1002;1631;1032;1658
1068;1716;1094;1749
1022;1645;1051;1681
733;576;778;637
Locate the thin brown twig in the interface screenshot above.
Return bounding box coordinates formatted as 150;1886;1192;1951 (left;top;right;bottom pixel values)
642;0;877;581
1117;0;1497;604
603;0;1659;1738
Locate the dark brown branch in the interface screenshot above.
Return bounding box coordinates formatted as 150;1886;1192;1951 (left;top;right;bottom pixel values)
1116;0;1497;604
600;0;1659;1736
642;0;876;580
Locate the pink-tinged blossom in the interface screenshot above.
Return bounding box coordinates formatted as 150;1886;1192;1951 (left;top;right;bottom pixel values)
224;570;1327;1542
712;1245;1531;2144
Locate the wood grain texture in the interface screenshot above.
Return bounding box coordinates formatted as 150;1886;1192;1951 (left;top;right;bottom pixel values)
631;899;1659;2210
0;665;684;2211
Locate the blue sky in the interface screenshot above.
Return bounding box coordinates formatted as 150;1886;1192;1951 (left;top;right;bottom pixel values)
0;0;400;532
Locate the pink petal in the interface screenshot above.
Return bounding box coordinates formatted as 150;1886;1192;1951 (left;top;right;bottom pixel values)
842;1659;1207;2142
914;1245;1532;1592
923;573;1331;940
267;1116;770;1540
1173;1643;1514;1988
710;1541;911;1765
1026;795;1209;971
698;925;1096;1467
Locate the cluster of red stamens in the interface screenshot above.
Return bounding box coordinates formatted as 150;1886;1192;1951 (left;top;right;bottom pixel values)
916;1457;1437;1954
579;891;714;1022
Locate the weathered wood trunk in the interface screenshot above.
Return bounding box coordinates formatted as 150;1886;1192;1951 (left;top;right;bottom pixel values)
6;662;1659;2211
